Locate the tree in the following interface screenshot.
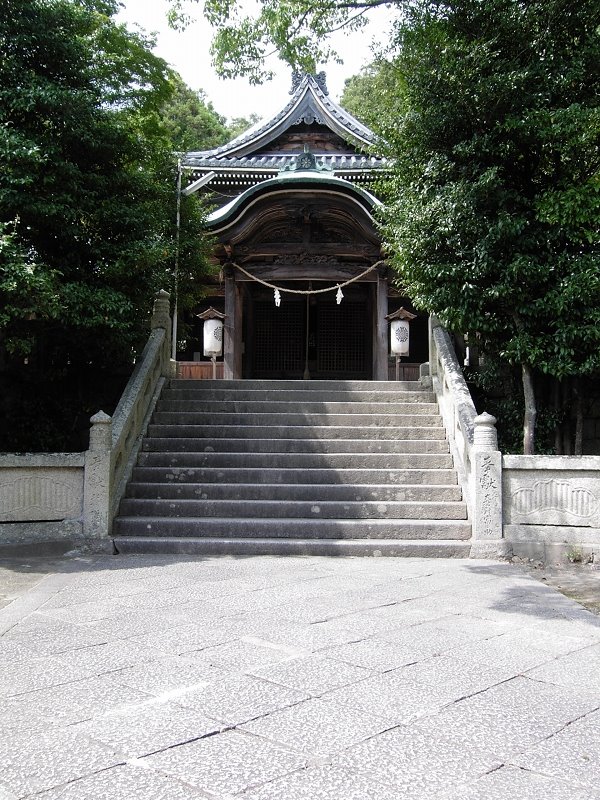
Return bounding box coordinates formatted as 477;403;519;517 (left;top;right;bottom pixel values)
0;0;214;450
160;73;230;151
168;0;396;83
373;0;600;453
226;113;262;141
341;61;399;128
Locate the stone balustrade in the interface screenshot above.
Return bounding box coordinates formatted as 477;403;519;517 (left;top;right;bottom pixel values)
428;317;600;561
0;290;173;550
503;455;600;561
4;301;600;562
428;317;507;557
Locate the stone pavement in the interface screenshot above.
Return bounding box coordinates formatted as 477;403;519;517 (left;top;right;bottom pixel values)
1;555;600;799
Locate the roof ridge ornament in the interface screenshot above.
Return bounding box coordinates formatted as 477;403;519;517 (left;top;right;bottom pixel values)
290;71;329;96
280;145;331;173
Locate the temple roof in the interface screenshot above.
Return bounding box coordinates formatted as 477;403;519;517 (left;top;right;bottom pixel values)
207;169;381;233
182;72;385;181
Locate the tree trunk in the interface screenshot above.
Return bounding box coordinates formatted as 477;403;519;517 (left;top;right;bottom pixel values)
553;378;562;454
562;378;573;455
522;363;537;455
574;377;584;456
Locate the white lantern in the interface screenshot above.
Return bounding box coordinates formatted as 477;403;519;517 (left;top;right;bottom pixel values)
203;318;223;357
390;319;410;356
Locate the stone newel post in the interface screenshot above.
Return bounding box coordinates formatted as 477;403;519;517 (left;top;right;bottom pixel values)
470;412;507;558
83;411;112;539
150;289;174;377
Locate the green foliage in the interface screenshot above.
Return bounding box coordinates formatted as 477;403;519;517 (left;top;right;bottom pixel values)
341;61;404;128
466;354;562;454
227;113;262;141
160;74;230;151
168;0;391;82
0;0;215;450
376;0;600;391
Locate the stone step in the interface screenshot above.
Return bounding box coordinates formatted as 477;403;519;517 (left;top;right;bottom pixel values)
112;516;472;540
130;466;459;486
147;412;444;428
118;498;468;520
168;379;426;392
156;400;439;415
113;536;472;558
113;376;471;558
142;431;447;451
162;388;435;402
136;451;455;470
141;436;449;454
146;425;447;442
125;482;464;502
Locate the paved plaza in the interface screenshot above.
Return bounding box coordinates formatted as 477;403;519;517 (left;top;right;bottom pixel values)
1;553;600;799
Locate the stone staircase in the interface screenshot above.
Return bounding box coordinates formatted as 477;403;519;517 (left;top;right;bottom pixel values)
112;379;472;556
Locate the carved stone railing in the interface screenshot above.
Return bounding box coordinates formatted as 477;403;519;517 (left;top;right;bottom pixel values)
503;455;600;561
0;291;173;549
84;290;173;538
428;317;506;557
428;318;477;495
0;453;86;548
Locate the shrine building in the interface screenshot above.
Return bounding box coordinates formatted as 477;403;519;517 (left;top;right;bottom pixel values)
179;72;428;381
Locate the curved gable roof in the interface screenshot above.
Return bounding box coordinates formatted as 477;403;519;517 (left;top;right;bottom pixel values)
185;73;378;167
207;169;381;234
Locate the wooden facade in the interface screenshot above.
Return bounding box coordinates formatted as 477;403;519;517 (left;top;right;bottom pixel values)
181;73;426;379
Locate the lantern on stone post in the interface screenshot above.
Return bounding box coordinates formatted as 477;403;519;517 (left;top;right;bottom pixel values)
386;307;417;381
196;307;226;379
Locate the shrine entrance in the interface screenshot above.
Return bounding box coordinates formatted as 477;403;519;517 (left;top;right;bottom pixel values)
204;167;393;381
244;283;372;380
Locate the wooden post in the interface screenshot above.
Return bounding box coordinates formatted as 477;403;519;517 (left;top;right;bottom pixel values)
374;269;388;380
223;265;243;379
234;277;243;378
223;267;235;379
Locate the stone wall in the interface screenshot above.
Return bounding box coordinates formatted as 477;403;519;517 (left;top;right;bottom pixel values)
0;453;85;547
503;455;600;561
0;290;172;553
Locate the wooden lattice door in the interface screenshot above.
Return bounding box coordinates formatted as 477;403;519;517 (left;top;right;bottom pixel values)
315;294;371;379
251;298;305;378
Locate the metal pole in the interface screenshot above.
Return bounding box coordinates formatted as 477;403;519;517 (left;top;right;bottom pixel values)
172;157;182;361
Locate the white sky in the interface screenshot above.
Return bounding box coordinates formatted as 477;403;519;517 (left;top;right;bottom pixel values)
115;0;392;122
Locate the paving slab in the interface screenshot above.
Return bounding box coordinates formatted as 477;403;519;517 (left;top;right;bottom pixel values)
174;671;310;725
440;765;600;800
140;729;308;796
240;696;394;757
0;553;600;799
34;764;208;799
508;707;600;789
0;727;123;797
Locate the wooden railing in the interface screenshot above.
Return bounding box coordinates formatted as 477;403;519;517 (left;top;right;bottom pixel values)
177;361;224;380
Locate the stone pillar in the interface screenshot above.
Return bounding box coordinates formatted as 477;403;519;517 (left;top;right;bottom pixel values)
373;270;388;380
83;411;112;539
150;289;173;377
470;412;508;558
151;289;171;332
428;315;440;380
